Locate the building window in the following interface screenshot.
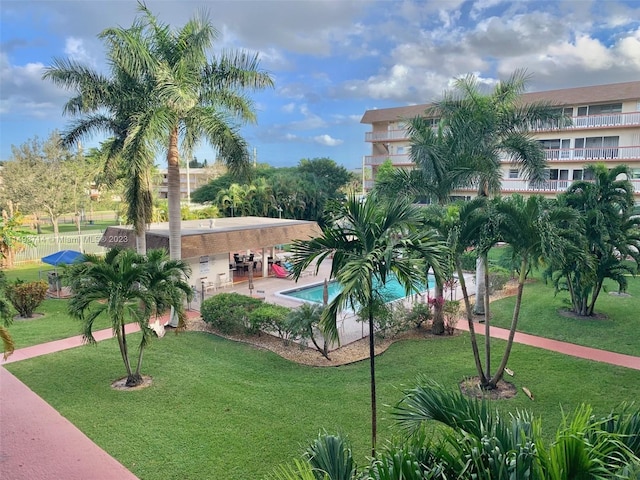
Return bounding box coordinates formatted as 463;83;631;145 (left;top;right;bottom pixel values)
573;169;583;180
574;136;619;159
576;103;622;116
508;169;519;179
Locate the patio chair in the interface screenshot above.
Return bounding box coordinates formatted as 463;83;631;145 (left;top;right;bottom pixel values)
271;263;290;278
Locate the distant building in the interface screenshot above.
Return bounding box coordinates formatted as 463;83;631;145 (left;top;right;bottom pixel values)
361;81;640;202
156;166;226;200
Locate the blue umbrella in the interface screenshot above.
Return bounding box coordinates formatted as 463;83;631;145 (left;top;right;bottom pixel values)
41;250;84;266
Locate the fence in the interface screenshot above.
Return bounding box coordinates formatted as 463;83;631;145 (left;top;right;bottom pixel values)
14;233;108;265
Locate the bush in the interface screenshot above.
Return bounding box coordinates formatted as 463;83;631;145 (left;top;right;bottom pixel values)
460;250;478;271
443;300;460;335
248;304;291;340
200;293;263;334
4;279;48;318
488;266;510;294
405;302;432;329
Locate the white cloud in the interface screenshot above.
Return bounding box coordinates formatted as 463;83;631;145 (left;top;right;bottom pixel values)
313;134;343;147
281;102;296;113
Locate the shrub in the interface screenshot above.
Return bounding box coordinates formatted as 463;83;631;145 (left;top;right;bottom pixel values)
248;304;291;340
460;250;477;271
443;300;460;335
200;293;263;334
4;279;48;318
405;302;432;329
488;266;510;294
374;302;420;339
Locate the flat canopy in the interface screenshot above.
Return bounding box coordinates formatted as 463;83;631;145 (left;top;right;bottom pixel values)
98;216;321;258
41;250;84;266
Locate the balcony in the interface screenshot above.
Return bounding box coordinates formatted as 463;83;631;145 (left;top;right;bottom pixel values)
539;146;640;162
501;178;640;195
364;154;411;166
532;111;640;132
365;129;409;142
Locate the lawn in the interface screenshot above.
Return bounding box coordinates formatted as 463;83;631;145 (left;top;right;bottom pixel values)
5;330;640;479
488;275;640;356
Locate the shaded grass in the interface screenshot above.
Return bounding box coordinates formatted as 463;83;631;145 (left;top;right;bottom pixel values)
6;331;640;479
489;275;640;356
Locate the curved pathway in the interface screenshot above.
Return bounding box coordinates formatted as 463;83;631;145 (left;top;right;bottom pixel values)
1;310;639;479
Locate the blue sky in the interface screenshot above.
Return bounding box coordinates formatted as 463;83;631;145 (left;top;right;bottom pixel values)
2;0;640;170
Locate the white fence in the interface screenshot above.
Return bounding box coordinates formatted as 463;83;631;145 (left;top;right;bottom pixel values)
14;233;108;265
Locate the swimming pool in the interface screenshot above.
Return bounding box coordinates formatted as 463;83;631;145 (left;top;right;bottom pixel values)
279;274;434;304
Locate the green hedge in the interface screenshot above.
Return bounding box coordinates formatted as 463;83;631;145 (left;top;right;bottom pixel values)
200;293;264;334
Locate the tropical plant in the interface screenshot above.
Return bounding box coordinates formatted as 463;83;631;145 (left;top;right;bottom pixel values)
0;210;34;268
64;247;192;386
0;271;15;359
286;302;330;360
289;192;444;456
106;4;273;264
4;280;48;318
200;292;263;334
404;70;566;316
43;22;158;254
548;164;640;316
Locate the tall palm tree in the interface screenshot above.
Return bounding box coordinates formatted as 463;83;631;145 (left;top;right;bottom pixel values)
43;36;156;254
106;4;273;262
65;248;192;386
289;193;444;457
407;70;566;315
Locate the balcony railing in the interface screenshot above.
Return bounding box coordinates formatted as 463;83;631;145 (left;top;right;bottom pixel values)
365;129;410;142
365;112;640;142
500;178;640;194
534;146;640;162
531;111;640;131
364;154;411;166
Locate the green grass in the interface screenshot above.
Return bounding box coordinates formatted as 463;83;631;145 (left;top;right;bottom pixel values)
4;264;50;283
488;275;640;356
24;218;117;235
6;331;639;479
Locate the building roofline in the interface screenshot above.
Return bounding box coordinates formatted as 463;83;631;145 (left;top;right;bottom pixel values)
361;80;640;124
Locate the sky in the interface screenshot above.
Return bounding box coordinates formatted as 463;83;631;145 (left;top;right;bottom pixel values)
1;0;640;170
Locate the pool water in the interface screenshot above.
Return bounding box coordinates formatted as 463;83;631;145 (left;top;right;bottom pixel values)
280;274;434;304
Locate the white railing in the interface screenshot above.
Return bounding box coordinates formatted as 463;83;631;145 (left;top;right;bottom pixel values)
532;111;640;131
364;154;411;166
365;129;410;142
539;146;640;162
501;178;640;194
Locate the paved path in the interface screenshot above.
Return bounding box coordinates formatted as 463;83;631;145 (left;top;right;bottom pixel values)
2;308;639;480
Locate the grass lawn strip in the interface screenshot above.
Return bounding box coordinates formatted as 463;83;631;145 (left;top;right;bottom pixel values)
5;331;640;479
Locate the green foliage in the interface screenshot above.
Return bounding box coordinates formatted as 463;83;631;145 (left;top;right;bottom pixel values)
286;303;330;359
487;266;510;294
4;279;48;318
442;300;460;335
405;302;432;329
200;293;263;334
304;432;355;480
459;250;477;271
248;303;291;339
373;302;424;339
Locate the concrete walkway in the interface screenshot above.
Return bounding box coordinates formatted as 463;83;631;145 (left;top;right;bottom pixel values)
2;305;639;479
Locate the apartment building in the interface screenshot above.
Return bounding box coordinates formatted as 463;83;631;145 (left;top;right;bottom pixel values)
156;166;225;200
361;81;640;203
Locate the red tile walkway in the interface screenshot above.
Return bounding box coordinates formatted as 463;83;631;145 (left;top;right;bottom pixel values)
1;310;200;480
1;310;639;480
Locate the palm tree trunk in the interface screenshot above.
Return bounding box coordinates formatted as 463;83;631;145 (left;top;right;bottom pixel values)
456;262;486;384
368;306;377;458
474;255;486;315
116;323;133;379
587;280;603;316
432;280;445;335
490;260;527;386
167;126;182;262
136;231;147;255
483;253;491;386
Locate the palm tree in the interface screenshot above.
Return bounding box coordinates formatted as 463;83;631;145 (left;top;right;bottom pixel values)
0;211;34;268
65;248;192;387
392;381;640;479
105;4;273;262
289;193;444;457
43;36;156;254
551;164;640;316
409;70;566;315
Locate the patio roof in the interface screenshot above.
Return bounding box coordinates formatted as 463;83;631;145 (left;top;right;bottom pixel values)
98;216;321;258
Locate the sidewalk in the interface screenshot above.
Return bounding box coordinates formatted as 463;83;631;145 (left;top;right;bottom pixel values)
1;310;199;480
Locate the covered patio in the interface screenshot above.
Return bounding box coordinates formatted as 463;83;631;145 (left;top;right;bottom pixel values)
98;216;321;294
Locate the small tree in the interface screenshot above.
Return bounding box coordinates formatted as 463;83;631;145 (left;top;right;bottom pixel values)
4;280;48;318
286;303;330;359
